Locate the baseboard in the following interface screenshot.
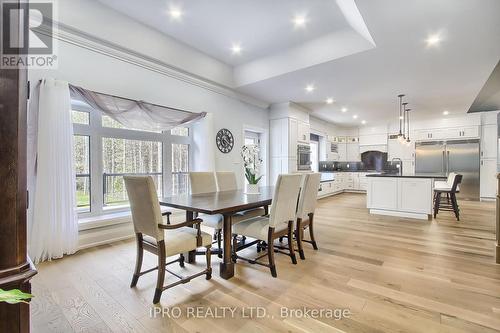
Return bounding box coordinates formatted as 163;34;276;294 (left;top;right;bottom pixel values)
369;209;430;220
78;221;135;250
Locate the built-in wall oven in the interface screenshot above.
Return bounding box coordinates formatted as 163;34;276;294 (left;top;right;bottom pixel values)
297;144;312;170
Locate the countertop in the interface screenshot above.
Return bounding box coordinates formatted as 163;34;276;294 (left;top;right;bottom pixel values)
366;173;447;179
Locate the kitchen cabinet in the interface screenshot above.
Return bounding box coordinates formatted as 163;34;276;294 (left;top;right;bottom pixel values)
481;124;497;159
415;126;480;141
480;159;497;198
297;121;310;143
402;160;415;176
288;118;298;157
338;143;347;161
346;143;361;161
388;139;415;161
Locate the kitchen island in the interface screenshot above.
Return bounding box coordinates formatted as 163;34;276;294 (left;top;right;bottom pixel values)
366;173;446;220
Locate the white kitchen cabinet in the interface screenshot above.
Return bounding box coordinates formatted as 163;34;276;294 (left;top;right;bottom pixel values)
480;159;497;198
415;126;480;141
297;121;310;143
288;118;298;157
481;124;497;159
388;139;415;160
346;143;361;161
338;143;347;161
398;178;433;213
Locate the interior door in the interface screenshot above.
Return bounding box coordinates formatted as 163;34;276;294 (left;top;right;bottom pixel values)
446;140;480;200
415;142;445;174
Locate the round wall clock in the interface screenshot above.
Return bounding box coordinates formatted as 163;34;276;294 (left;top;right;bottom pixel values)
216;128;234;154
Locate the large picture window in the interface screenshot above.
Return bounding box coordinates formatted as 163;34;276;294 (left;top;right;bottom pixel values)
72;102;192;219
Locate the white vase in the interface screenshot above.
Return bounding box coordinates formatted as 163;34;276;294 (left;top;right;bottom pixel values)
245;183;260;194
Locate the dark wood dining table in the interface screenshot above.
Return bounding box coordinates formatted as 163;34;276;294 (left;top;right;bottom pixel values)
159;186;274;279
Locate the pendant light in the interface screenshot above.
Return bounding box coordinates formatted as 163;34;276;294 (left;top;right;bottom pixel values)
397;94;405;137
401;102;408;142
405;107;411;144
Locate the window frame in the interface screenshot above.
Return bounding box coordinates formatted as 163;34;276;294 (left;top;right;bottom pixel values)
72;102;192;220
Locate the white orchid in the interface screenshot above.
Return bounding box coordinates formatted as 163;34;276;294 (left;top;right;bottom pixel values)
241;145;263;185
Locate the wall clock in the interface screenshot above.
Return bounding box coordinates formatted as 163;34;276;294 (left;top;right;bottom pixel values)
216;128;234;154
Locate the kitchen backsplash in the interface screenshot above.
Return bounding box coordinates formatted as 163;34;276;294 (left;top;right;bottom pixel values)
319;161;400;172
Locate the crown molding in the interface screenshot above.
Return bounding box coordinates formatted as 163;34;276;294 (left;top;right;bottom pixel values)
47;21;270;110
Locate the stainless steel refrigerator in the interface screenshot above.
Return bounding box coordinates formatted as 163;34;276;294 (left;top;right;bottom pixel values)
415;140;480;200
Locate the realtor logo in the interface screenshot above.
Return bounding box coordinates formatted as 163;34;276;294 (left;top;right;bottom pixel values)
1;1;57;68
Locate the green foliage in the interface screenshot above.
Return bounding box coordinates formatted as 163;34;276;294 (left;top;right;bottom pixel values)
245;167;263;185
0;289;33;304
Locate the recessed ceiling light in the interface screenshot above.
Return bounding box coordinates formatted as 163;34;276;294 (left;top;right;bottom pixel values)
361;120;366;125
305;84;315;93
399;116;404;120
353;115;358;119
341;107;348;113
426;34;441;46
326;98;334;104
168;7;183;20
443;110;449;115
231;44;242;55
292;15;307;28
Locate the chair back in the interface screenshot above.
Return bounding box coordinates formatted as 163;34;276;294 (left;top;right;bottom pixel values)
124;176;163;240
451;174;463;192
189;172;217;194
296;173;321;220
216;172;238;191
446;172;457;187
269;174;302;228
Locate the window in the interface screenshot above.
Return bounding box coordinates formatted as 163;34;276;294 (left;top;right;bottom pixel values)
71;102;192;219
74;135;90;212
102;138;162;207
171;143;189;195
171;127;189;136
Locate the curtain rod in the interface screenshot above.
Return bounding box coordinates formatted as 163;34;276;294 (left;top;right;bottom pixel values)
36;79;197;115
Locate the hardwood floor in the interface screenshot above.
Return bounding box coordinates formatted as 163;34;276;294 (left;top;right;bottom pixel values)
31;193;500;333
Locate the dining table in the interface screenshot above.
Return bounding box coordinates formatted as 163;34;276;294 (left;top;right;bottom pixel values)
159;186;274;279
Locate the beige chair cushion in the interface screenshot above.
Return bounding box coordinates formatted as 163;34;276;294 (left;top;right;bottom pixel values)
232;216;288;241
190;172;217;194
198;213;223;229
144;227;212;258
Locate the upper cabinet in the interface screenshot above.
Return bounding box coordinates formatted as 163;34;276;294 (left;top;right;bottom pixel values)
297;121;310;143
415;126;480;141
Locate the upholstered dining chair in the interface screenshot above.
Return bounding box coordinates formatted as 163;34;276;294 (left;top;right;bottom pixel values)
295;173;321;260
124;176;212;304
189;172;224;257
232;174;302;277
215;171;267;220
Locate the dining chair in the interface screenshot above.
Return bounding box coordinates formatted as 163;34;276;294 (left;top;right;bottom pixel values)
124;176;212;304
295;173;321;260
189;172;224;257
215;171;267;221
232;174;302;277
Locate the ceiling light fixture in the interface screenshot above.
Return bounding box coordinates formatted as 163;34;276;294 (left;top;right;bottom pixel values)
168;7;183;20
426;34;441;46
443;110;449;115
231;44;242;55
326;98;334;104
293;15;307;28
397;94;405;137
341;107;348;113
361;120;366;125
305;84;315;93
353;115;358;119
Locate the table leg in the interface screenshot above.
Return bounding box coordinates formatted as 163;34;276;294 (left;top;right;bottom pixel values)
220;214;234;279
186;210;196;263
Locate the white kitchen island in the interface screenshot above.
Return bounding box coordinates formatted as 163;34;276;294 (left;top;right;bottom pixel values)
366;174;446;220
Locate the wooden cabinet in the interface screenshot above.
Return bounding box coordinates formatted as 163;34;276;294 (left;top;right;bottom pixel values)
480;159;497;198
481;124;497;159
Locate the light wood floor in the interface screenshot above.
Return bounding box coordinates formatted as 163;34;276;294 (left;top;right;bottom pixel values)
31;193;500;333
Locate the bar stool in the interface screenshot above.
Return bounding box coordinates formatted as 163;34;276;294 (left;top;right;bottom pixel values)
433;174;463;221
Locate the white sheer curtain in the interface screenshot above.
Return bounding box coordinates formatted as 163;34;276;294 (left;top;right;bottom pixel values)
29;78;78;264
